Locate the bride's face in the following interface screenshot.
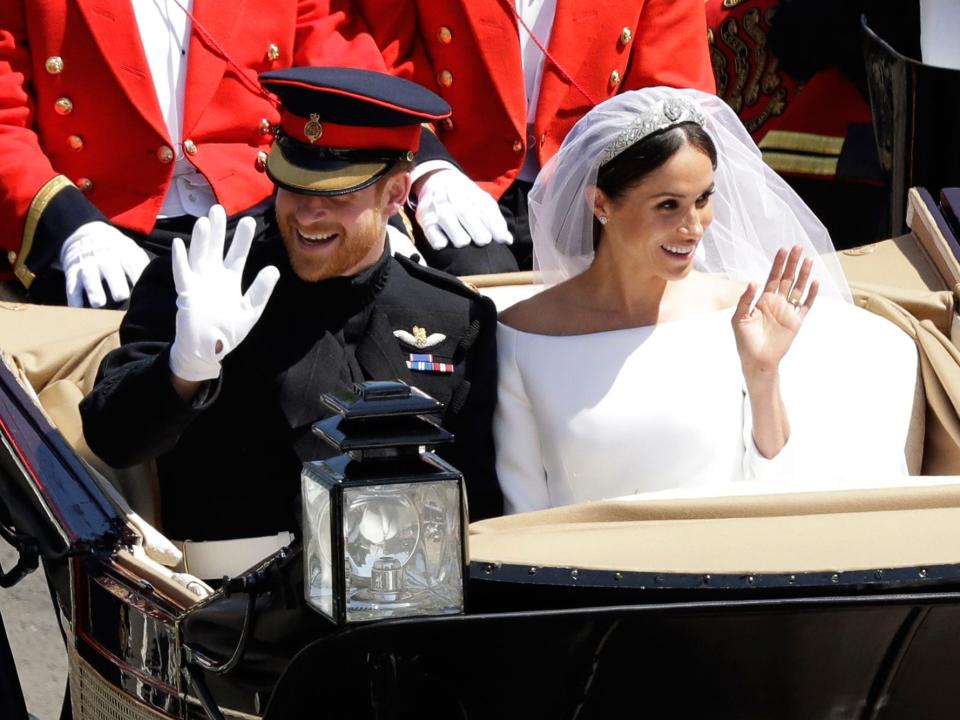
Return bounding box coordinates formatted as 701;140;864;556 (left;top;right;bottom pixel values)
595;143;715;282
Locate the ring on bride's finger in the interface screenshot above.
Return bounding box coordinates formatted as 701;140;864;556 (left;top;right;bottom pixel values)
789;296;802;309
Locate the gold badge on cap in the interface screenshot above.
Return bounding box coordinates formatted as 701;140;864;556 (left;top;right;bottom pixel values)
304;113;323;143
394;325;446;349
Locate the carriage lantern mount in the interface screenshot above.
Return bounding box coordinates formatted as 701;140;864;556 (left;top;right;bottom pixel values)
301;380;467;624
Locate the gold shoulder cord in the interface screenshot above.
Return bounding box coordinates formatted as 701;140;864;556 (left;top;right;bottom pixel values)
14;174;76;289
398;206;416;240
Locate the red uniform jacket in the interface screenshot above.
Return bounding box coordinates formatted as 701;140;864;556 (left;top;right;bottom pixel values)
706;0;873;180
355;0;716;200
0;0;385;286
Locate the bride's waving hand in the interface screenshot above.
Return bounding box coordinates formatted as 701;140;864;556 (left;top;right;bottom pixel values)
733;245;819;379
731;244;820;460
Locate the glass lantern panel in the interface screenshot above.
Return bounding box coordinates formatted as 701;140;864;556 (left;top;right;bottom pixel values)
301;469;334;619
343;480;463;622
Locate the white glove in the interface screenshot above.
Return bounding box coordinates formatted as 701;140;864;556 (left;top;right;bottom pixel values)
60;221;150;308
169;205;280;382
386;224;426;265
415;168;513;250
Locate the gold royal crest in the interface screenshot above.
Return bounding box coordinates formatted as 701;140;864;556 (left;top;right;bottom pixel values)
304;113;323;143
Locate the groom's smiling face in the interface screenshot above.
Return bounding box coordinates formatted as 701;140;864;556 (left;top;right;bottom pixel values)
596;142;715;282
274;170;411;282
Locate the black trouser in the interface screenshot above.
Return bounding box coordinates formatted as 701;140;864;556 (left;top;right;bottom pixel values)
497;179;534;271
27;206;276;310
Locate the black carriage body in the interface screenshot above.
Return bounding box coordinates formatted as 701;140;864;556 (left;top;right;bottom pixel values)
265;586;960;719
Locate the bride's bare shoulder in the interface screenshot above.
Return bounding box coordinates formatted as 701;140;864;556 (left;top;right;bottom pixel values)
699;273;748;307
499;283;580;334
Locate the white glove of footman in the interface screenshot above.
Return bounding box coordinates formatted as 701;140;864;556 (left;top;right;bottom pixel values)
169;205;280;382
60;221;150;308
415;168;512;249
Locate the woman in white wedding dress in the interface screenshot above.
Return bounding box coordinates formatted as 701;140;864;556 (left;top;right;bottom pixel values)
494;87;919;514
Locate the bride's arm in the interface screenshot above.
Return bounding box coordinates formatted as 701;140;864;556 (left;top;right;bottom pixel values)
733;246;818;459
744;373;790;458
494;324;551;513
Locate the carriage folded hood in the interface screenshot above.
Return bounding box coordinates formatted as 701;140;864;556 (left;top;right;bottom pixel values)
0;304;125;561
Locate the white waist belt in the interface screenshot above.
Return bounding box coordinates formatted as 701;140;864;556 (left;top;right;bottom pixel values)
174;532;294;580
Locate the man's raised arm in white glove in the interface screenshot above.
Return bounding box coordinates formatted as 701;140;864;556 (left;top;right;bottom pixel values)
168;205;279;399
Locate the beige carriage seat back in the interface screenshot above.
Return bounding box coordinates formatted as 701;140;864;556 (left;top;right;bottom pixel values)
840;188;960;341
0;302;162;527
469;482;960;574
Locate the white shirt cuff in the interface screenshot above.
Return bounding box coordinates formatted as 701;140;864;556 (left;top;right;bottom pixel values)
409;159;459;185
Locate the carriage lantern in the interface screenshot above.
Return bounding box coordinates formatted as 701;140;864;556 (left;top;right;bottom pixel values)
301;380;467;624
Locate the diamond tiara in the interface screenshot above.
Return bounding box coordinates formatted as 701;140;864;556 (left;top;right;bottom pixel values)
598;98;707;166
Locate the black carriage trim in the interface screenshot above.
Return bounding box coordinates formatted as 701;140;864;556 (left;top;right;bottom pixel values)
470;560;960;592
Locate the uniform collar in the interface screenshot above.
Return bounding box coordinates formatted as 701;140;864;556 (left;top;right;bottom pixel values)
271;241;392;316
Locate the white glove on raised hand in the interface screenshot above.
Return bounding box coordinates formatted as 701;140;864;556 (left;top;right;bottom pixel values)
60;221;150;308
415;168;513;250
168;205;280;382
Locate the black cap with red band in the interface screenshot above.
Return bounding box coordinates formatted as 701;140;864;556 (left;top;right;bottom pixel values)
259;67;451;196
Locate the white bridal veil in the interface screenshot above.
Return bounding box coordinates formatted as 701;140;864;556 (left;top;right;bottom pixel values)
527;87;852;305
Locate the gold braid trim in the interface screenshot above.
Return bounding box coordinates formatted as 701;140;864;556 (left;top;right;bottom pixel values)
15;175;76;288
762;151;838;176
759;130;845;156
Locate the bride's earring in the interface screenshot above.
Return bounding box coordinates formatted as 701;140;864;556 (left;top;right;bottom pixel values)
598;215;608;225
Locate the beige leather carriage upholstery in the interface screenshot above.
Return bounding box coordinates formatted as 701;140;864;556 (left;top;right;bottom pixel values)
469;482;960;573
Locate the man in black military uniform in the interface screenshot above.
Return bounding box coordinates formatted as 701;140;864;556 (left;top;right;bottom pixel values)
79;67;501;576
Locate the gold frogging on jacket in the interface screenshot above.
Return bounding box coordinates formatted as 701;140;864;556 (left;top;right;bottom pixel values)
709;6;786;135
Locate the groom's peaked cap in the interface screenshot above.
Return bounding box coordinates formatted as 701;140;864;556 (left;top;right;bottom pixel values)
259;67;451;196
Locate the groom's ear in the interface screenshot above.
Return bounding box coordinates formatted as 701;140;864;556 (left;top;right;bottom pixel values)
378;171;412;218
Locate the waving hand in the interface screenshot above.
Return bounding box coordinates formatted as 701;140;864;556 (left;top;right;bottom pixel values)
168;205;280;382
732;245;819;379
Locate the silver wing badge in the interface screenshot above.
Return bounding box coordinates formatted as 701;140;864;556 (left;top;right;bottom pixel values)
393;325;446;349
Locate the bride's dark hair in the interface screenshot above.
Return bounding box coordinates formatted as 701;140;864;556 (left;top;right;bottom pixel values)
593;122;717;246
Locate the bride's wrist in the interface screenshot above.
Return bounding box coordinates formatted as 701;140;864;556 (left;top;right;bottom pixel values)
743;365;780;393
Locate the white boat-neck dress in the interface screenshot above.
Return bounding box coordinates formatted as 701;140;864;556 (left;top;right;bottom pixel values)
494;300;919;514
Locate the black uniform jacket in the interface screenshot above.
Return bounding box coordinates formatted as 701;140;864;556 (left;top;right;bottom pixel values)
80;237;502;541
